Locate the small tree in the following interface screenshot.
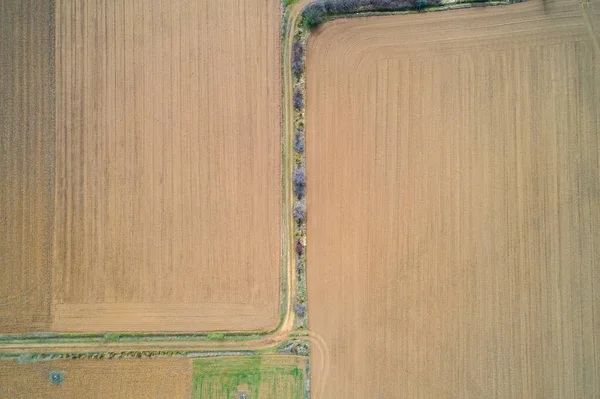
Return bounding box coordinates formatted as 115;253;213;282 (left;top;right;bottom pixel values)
293;200;307;223
295;239;305;256
413;0;430;9
293;86;304;110
294;301;306;317
292;40;304;77
293;167;306;198
294;130;305;153
303;3;326;30
293;168;305;186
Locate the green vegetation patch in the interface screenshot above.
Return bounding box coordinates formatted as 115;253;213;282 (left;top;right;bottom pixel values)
193;356;305;399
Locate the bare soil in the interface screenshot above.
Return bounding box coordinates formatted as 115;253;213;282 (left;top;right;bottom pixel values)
0;0;55;333
306;0;600;396
51;0;282;332
1;0;282;333
0;358;192;398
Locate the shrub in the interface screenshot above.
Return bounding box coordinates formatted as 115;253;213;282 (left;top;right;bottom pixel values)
303;3;326;30
295;239;305;256
293;86;304;110
291;341;309;355
293;167;306;186
296;260;305;276
294;130;305;153
292;40;304;77
294;302;307;317
293;167;306;198
293;200;307;223
413;0;430;9
207;332;225;341
331;0;361;12
295;184;306;198
369;0;415;9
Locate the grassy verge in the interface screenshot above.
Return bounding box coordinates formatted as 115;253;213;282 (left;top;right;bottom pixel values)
193;355;307;398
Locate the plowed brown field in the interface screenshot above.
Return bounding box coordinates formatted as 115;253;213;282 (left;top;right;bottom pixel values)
52;0;281;332
306;0;600;397
0;358;192;398
0;0;55;333
1;0;282;333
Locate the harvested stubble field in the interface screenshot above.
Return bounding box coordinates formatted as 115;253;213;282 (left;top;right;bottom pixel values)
1;0;282;333
0;358;192;398
306;0;600;397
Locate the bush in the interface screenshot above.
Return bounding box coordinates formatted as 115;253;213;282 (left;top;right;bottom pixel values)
292;40;304;77
303;3;326;30
295;239;305;256
293;200;306;223
293;86;304;110
294;130;305;153
293;167;306;198
369;0;415;9
413;0;430;9
293;167;306;186
328;0;361;12
294;302;306;317
369;0;394;8
296;260;305;276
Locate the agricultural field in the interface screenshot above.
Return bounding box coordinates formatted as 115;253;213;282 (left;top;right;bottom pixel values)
1;0;282;333
192;355;307;398
0;0;55;333
0;358;193;398
306;0;600;397
0;355;308;397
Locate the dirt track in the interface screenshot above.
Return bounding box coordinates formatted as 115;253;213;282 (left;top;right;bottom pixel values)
306;0;600;397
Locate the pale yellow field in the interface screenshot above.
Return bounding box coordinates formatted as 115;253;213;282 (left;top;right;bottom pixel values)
306;0;600;397
0;358;192;398
1;0;282;333
0;0;54;333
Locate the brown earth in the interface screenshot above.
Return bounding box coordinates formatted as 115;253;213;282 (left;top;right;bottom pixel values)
0;0;282;333
0;0;55;333
52;0;282;332
306;0;600;397
0;358;192;398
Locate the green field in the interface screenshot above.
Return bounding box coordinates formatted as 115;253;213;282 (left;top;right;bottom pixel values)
193;355;306;399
